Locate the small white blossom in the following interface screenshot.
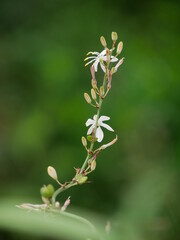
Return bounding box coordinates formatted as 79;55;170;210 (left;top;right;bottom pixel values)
86;115;114;142
84;50;118;72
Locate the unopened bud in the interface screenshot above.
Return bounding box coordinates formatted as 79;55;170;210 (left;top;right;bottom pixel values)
90;65;95;80
84;93;91;104
111;32;118;42
47;166;58;180
106;48;110;62
107;70;112;90
81;136;87;147
40;184;55;198
75;173;88;185
91;79;97;89
61;196;70;212
91;88;96;100
55;201;60;208
100;36;107;48
117;41;123;55
91;160;96;171
114;57;124;71
100;86;104;97
111;67;116;74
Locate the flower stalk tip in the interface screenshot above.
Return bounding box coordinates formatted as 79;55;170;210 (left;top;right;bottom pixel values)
117;41;123;55
100;36;107;48
111;32;118;42
84;93;92;104
81;136;87;148
47;166;58;181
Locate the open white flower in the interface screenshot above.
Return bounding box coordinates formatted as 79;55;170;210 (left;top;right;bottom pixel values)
86;115;114;142
84;50;118;72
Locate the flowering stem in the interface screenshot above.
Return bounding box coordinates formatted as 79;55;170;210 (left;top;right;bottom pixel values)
80;72;107;173
52;72;108;205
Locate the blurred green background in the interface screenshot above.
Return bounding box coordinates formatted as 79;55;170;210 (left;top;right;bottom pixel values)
0;0;179;239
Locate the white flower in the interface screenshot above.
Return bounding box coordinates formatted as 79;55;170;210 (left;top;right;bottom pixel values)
84;50;118;72
86;115;114;142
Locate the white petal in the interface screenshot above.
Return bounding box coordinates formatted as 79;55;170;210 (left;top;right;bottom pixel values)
100;122;114;132
98;115;110;123
84;56;96;61
102;56;107;61
100;63;106;72
98;49;106;57
110;56;118;62
85;59;96;66
96;127;104;142
93;59;99;72
87;124;94;135
87;51;99;55
86;118;94;127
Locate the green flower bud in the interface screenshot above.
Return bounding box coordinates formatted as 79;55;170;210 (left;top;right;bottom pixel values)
81;136;87;147
100;36;107;48
100;86;104;97
75;174;88;185
87;135;97;142
91;88;96;100
117;41;123;55
91;160;96;171
111;32;118;42
84;93;92;104
40;184;55;198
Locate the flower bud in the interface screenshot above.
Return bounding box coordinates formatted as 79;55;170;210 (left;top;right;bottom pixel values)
75;173;88;185
84;93;92;104
90;65;95;80
47;166;58;180
40;184;55;198
107;70;112;90
91;160;96;171
91;88;96;100
81;136;87;147
111;67;116;74
55;201;60;208
91;79;97;89
117;41;123;55
100;36;107;48
111;32;118;42
100;86;104;97
78;176;88;184
61;197;70;212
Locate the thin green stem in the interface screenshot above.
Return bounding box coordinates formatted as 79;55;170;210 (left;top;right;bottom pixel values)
52;70;108;204
52;182;77;205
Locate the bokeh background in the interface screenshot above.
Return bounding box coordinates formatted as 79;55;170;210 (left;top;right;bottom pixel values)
0;0;179;239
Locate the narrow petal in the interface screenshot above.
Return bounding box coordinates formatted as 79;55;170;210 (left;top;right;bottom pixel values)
100;122;114;132
87;51;99;56
100;63;106;72
96;127;104;142
84;56;96;61
93;59;99;72
110;56;118;62
98;115;110;123
85;59;96;67
87;124;95;135
98;49;106;57
86;118;94;127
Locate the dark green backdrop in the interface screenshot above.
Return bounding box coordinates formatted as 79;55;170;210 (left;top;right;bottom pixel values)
0;0;179;239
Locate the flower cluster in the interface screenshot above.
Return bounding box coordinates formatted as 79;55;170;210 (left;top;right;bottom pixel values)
18;32;124;213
